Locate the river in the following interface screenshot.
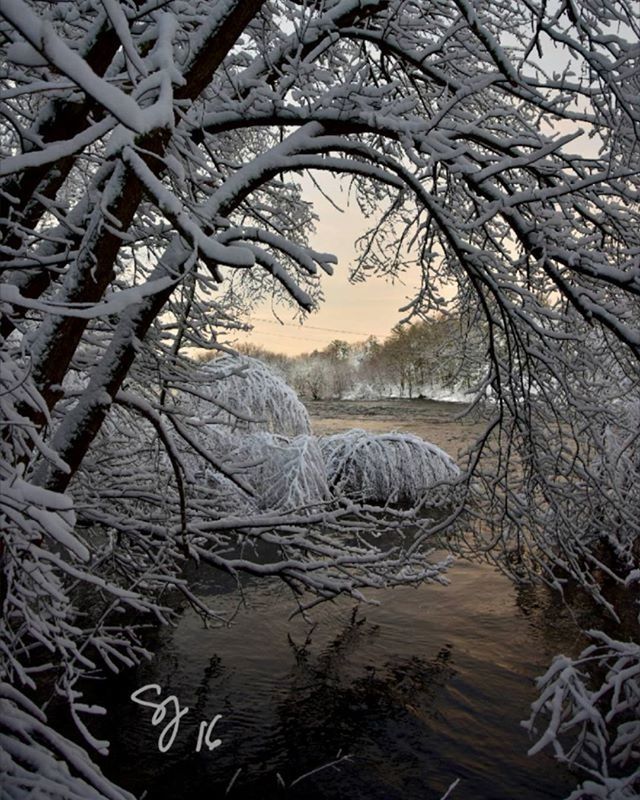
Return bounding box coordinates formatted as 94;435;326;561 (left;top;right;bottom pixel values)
95;399;583;799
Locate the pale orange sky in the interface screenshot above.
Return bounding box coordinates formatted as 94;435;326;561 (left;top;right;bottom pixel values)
220;115;594;358
225;175;424;356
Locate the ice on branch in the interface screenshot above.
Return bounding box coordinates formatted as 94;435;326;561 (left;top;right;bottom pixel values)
1;0;638;797
172;357;460;513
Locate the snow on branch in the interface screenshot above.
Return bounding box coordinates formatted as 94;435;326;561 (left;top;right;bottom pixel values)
0;118;116;179
320;429;461;506
0;0;165;135
195;354;312;438
122;147;255;268
224;431;331;511
0;682;136;800
525;631;640;800
1;1;640;798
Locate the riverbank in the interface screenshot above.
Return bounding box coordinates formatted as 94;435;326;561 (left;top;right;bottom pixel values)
306;398;484;458
87;398;581;800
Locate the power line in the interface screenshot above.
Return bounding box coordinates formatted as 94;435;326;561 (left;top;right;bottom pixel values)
236;329;340;345
251;316;383;337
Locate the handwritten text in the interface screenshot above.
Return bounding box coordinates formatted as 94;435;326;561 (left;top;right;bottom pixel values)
130;684;222;754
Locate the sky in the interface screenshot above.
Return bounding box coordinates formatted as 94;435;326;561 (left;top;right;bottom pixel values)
225;175;425;356
219;34;598;359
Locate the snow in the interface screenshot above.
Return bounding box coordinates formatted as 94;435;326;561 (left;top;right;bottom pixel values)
122;148;255;267
196;354;312;438
1;1;639;797
320;429;460;506
525;632;640;800
0;273;180;319
217;227;337;276
225;431;331;511
0;118;115;179
0;683;136;800
185;357;460;510
100;0;148;80
343;381;476;404
1;0;157;134
84;355;462;525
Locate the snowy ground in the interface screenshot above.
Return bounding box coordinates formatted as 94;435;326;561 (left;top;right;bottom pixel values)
305;397;484;460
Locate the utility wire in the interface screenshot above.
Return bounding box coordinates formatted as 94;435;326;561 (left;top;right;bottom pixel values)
251;316;385;337
236;329;342;345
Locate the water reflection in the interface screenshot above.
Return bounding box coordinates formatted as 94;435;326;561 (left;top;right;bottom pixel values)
90;558;578;800
271;613;456;798
515;574;639;656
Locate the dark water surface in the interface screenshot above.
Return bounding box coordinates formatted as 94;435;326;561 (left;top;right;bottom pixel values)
95;400;584;800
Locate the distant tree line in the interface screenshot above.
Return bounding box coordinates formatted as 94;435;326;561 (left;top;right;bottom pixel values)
233;314;486;400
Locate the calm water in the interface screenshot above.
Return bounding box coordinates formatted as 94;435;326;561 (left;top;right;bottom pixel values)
92;400;584;799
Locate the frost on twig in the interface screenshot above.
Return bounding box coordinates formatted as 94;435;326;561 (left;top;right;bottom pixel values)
320;429;461;506
0;347;164;792
221;431;331;511
1;1;639;798
194;354;312;437
525;631;640;800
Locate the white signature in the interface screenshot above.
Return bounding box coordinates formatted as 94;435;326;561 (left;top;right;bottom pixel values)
130;683;222;754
